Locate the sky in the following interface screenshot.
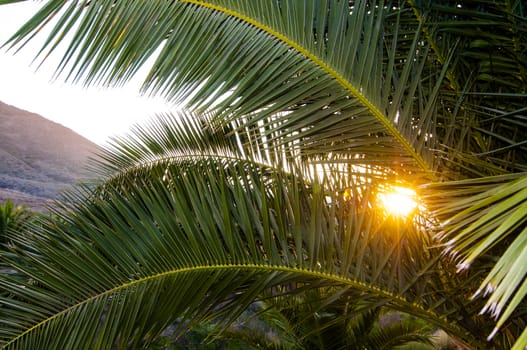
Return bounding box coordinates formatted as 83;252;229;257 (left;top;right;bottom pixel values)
0;2;170;145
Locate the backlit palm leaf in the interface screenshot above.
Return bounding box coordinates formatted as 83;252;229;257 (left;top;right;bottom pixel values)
0;112;491;348
4;0;450;177
424;172;527;349
1;0;527;348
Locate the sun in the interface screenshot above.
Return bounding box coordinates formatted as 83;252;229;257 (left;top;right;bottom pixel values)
377;186;418;218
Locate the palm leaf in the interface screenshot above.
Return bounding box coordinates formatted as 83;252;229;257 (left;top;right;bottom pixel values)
411;0;527;93
2;0;527;348
0;1;24;5
0;112;491;348
2;0;457;178
424;172;527;347
410;0;527;175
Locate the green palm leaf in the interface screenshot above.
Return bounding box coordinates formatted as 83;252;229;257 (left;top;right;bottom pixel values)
0;112;490;348
3;0;455;177
424;172;527;348
2;0;527;348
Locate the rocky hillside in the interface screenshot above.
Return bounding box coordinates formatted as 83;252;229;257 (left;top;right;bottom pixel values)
0;101;100;210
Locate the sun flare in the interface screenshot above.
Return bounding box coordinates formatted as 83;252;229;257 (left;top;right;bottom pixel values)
378;186;418;218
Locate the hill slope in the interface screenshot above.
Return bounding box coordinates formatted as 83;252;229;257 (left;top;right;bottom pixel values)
0;101;100;210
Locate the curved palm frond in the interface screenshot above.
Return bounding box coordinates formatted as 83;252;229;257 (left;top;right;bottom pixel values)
424;172;527;348
0;112;493;349
3;0;457;178
1;0;527;348
410;3;527;346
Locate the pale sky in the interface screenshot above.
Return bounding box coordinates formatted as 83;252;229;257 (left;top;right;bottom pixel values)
0;2;171;145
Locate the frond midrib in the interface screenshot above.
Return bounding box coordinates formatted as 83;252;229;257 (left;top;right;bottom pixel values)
93;151;283;188
181;0;433;177
2;263;470;348
407;0;461;94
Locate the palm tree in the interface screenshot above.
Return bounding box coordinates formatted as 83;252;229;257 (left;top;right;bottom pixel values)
0;0;526;348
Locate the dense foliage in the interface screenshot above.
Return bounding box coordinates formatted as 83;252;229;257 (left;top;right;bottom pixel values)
0;1;526;349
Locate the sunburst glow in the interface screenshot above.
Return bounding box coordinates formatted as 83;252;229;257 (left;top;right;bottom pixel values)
378;186;418;218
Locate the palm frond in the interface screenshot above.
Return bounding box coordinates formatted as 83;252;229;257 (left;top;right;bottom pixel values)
410;0;527;175
2;0;527;348
411;0;527;93
2;0;461;178
0;0;25;5
0;112;492;348
423;172;527;345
